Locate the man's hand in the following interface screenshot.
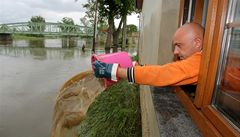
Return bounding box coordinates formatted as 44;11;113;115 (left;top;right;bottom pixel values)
93;61;119;81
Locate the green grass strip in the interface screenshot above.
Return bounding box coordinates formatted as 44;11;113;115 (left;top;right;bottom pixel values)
78;80;141;137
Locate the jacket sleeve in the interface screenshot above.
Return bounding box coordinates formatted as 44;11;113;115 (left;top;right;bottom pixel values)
127;52;201;86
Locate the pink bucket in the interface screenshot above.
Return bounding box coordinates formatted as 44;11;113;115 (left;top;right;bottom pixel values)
91;51;133;87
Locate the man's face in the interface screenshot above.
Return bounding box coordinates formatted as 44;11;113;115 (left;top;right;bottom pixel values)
173;31;196;60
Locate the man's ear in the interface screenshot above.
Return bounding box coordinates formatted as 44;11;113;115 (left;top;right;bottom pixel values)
194;37;202;49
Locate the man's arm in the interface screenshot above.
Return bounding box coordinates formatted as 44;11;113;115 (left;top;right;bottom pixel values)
128;52;201;86
93;60;128;81
93;51;201;86
117;67;128;79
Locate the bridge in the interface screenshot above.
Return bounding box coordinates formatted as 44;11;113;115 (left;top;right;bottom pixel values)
0;22;93;37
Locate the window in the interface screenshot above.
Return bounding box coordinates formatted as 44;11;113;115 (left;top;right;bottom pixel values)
182;0;196;25
212;0;240;131
201;0;209;27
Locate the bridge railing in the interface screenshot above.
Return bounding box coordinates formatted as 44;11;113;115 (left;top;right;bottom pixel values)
0;22;93;36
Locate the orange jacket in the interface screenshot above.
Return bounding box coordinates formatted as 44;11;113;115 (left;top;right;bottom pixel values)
127;52;202;86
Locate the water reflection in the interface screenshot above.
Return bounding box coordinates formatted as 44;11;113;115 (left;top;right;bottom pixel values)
0;38;137;59
0;47;92;60
1;37;89;48
62;37;77;48
0;40;13;45
0;38;94;59
29;39;45;48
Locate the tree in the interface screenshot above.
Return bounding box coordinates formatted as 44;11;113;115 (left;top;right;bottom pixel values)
98;0;120;52
80;16;91;27
82;0;136;52
80;7;95;35
126;24;137;35
59;17;77;33
80;2;107;30
120;0;135;51
28;16;46;32
82;0;108;51
81;0;96;27
98;0;136;52
61;17;75;25
122;15;127;51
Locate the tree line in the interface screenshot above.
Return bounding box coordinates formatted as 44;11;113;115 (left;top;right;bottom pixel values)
27;16;81;33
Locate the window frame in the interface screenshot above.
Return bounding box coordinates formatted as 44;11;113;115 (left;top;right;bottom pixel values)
198;0;240;136
178;0;240;136
194;0;219;108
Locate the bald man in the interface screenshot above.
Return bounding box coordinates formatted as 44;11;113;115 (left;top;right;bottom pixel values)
93;23;204;86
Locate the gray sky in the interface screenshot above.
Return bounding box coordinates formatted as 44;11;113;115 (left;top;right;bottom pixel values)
0;0;138;26
0;0;87;24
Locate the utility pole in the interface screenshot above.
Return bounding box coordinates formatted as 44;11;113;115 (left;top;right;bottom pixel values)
92;0;98;53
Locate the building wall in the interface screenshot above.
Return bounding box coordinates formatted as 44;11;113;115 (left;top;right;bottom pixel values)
138;0;180;137
158;0;180;64
138;0;180;65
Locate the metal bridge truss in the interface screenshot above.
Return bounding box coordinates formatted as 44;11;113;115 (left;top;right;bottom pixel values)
0;22;93;36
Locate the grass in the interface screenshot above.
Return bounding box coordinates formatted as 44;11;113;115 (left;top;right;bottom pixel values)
77;80;141;137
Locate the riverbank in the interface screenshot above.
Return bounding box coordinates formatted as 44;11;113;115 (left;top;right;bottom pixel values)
10;35;138;50
12;35;60;40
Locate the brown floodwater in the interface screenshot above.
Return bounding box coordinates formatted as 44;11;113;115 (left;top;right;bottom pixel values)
0;38;88;137
0;38;136;137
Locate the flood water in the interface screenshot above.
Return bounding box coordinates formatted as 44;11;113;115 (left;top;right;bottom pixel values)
0;37;136;137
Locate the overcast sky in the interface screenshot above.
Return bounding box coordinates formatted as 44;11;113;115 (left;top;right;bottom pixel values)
0;0;139;26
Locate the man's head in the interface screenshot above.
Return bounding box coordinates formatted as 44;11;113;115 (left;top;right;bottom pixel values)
173;22;204;60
